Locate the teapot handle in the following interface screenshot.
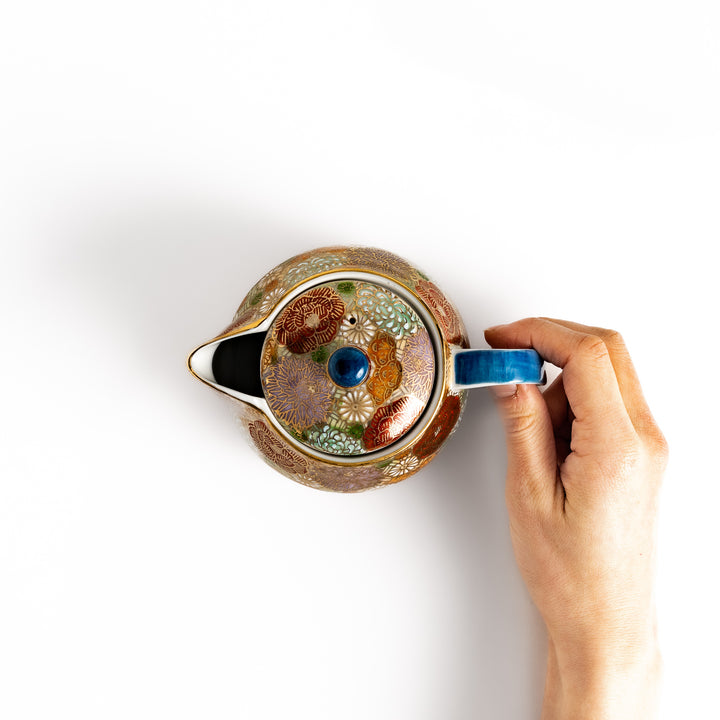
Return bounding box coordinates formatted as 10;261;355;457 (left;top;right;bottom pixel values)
451;349;546;390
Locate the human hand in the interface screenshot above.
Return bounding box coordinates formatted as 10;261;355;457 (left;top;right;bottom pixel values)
484;318;668;720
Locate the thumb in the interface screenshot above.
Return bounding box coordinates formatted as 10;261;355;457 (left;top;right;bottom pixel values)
491;384;558;516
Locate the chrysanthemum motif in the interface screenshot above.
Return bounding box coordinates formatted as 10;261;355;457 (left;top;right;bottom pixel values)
306;425;364;455
356;284;420;337
414;280;466;346
399;329;435;401
337;387;375;424
263;355;334;432
284;255;345;285
258;286;284;314
275;286;345;354
248;420;308;476
382;454;420;478
340;311;376;346
345;247;415;282
309;463;385;493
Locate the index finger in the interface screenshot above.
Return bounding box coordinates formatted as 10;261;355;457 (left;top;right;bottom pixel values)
484;317;637;443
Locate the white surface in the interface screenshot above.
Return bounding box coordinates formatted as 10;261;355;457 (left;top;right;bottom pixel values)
1;2;718;718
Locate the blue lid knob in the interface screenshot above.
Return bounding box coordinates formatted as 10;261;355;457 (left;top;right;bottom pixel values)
327;346;370;388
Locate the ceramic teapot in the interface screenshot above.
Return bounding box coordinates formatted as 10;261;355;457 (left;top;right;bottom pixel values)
188;246;544;492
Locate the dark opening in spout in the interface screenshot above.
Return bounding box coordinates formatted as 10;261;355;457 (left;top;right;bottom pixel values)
210;332;266;398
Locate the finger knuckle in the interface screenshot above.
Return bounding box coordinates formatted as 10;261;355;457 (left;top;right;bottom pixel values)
503;405;538;437
601;328;626;349
577;333;610;363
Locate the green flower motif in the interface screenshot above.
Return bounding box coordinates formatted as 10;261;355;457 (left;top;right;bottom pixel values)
250;291;263;306
306;425;364;455
346;423;365;439
311;346;329;364
356;284;420;337
337;281;355;295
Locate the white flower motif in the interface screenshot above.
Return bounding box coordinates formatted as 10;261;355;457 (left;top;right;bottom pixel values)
340;311;376;346
337;387;375;424
259;286;284;313
383;454;420;478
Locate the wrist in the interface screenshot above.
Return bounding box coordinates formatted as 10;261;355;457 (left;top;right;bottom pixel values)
542;636;662;720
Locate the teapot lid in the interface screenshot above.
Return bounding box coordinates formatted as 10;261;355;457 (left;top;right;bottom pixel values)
260;278;437;457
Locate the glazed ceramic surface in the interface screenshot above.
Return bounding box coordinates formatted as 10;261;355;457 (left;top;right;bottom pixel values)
189;246;543;493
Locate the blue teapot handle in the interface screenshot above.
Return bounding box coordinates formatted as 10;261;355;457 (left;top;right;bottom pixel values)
452;349;546;389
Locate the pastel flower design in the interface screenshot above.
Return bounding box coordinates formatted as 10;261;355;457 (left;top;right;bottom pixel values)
340;310;376;346
345;247;415;282
382;454;420;478
248;420;309;476
309;463;385;493
356;284;420;337
399;329;435;401
284;254;345;285
337;387;375;424
306;425;364;455
263;355;334;432
275;286;345;354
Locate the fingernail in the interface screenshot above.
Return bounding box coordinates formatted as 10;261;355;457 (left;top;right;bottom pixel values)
485;323;507;333
491;383;517;398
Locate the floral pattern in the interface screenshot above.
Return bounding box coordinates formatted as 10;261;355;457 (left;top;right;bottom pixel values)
258;286;284;314
367;360;402;404
337;387;375;424
414;280;466;346
345;247;415;282
284;254;345;285
382;453;420;478
366;331;403;403
413;394;462;459
261;280;435;457
248;420;309;476
340;310;376;345
399;330;435;399
263;355;334;432
275;286;345;354
305;425;363;455
356;283;420;337
308;463;385;493
363;395;425;451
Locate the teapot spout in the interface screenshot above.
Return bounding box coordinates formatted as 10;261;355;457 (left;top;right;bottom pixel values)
188;331;266;399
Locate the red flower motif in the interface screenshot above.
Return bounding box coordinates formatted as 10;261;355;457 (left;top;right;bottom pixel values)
248;420;308;476
414;280;467;346
363;395;425;451
275;286;345;354
413;394;462;459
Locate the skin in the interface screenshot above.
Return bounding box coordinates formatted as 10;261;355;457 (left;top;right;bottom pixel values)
484;318;668;720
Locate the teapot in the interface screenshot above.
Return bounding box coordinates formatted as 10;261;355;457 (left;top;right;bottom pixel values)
188;246;544;492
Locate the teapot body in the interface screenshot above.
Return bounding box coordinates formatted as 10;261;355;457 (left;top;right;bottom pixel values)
190;246;471;492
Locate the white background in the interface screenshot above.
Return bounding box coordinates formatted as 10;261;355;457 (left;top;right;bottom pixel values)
1;2;718;718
